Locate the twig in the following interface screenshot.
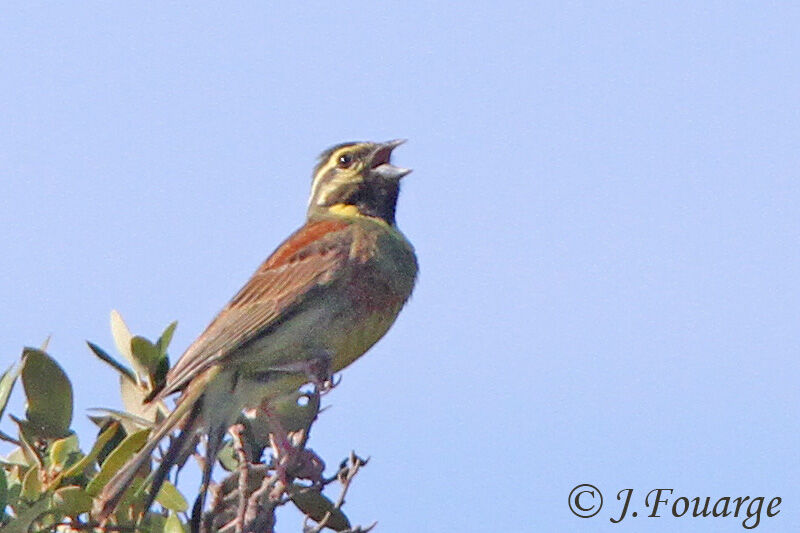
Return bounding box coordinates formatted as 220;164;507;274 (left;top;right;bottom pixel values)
0;429;21;446
230;424;249;533
48;521;138;532
335;451;368;509
304;451;369;533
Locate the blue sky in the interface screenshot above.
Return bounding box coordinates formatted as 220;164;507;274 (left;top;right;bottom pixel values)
1;3;798;532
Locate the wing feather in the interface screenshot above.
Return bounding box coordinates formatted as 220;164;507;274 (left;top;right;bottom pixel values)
157;220;353;398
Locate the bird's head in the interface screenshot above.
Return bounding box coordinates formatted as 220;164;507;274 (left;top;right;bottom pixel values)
307;139;411;225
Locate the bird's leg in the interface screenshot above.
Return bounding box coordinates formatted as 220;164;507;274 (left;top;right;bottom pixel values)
250;349;333;499
269;349;338;394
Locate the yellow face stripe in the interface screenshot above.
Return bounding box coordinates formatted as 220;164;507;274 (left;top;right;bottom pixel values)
308;144;370;208
308;152;338;207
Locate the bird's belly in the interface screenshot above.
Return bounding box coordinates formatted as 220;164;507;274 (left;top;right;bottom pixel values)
327;305;400;371
235;298;400;380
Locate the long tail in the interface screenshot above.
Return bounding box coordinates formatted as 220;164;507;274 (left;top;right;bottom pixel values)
142;396;204;513
95;382;207;522
192;422;227;532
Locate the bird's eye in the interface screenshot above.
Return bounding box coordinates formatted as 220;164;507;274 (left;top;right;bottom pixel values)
337;153;354;169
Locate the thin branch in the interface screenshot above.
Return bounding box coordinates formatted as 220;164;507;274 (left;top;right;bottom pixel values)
0;429;21;446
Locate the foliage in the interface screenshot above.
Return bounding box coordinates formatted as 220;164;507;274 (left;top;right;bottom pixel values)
0;312;372;532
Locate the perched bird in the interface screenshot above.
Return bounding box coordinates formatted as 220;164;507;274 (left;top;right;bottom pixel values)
96;139;417;526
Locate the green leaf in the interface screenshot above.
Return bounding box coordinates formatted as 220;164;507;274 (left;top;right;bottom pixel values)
20;466;42;502
48;433;79;470
120;377;163;426
141;514;167;532
164;511;186;533
153;355;170;393
0;362;21;422
289;484;350;531
4;480;21;519
89;408;155;430
0;468;7;521
111;310;142;382
131;336;161;381
10;415;44;469
216;441;239;472
20;348;73;438
95;421;127;468
86;341;137;384
1;495;49;533
85;428;149;496
51;485;93;516
57;421;119;483
157;321;177;357
156;480;188;512
141;513;168;532
42;422;116;492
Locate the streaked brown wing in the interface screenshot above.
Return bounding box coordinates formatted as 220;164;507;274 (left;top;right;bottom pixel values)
157;219;353;399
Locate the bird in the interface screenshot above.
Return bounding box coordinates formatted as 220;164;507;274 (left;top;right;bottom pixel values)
95;139;418;528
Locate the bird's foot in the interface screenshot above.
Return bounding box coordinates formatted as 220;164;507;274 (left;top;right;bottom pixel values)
305;353;339;395
270;350;338;394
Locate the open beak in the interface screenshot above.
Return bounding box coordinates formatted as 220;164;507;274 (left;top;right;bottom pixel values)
370;139;412;180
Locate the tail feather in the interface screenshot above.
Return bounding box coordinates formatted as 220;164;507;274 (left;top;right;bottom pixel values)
95;384;206;523
192;422;227;532
141;395;204;514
